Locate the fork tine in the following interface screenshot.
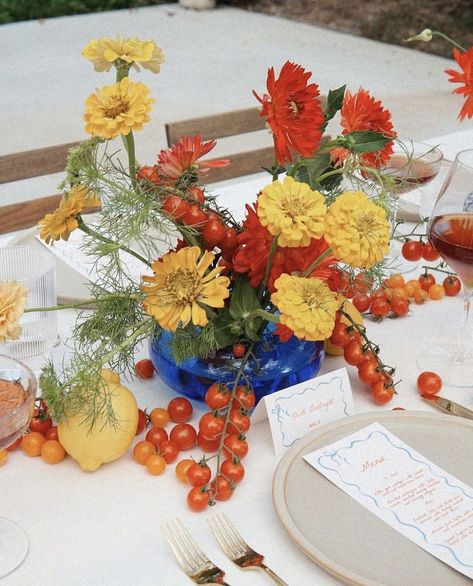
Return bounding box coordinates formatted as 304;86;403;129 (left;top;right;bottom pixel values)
218;513;248;554
208;516;236;558
174;517;209;566
162;521;193;574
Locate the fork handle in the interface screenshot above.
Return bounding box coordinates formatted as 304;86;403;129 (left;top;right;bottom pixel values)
259;563;289;586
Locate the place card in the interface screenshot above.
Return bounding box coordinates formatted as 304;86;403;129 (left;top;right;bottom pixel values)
304;422;473;579
253;367;354;457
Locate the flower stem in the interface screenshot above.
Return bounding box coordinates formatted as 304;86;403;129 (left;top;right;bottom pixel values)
97;319;154;368
25;293;143;313
124;131;137;185
302;248;333;277
431;31;466;52
259;236;279;300
77;216;151;267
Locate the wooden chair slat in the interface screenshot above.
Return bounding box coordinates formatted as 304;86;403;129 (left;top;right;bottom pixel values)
200;147;275;185
0;142;79;184
165;107;266;145
0;195;62;235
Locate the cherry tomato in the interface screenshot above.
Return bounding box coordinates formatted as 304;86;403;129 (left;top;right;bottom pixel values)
6;436;22;451
352;293;371;313
370;289;388;302
354;272;373;293
232;343;246;358
175;458;194;483
136;409;148;435
358;361;382;386
145;454;166;476
387;274;405;288
418;273;436;292
443;275;461;296
169;423;197;450
135;359;155;379
136;165;159;183
417;371;442;395
221;458;245;483
329;322;355;348
133;440;155;464
167;397;193;423
29;412;53;435
390;287;408;299
227;409;251;435
21;432;46;457
187;487;210;512
163;195;189;220
45;426;59;441
199;412;225;439
413;288;428;304
371;381;395;405
401;240;423;261
183;204;207;227
428;283;445;300
220;227;239;252
205;383;231;410
370;297;390;317
211;475;234;501
159;440;180;464
223;434;248;460
232;386;255;410
202;220;226;247
188;186;205;204
422;243;440;261
150;407;170;428
197;432;220;452
186;461;212;487
0;449;7;466
41;440;66;464
146;427;168;448
390;296;409;317
343;341;367;367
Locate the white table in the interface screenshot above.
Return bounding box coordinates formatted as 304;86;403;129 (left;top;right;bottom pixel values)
2;132;473;586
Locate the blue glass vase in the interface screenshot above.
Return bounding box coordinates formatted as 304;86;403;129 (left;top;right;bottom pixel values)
149;329;324;404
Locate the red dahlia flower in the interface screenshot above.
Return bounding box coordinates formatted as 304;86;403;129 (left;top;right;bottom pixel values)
445;47;473;121
157;135;230;180
253;61;325;165
332;88;396;168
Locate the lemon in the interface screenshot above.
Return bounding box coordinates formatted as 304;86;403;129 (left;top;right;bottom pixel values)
324;299;363;356
58;369;138;472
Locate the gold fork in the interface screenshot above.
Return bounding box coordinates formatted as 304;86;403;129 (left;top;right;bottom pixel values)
162;517;231;585
208;513;288;585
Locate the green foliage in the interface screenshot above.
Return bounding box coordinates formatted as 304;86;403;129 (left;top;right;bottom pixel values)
0;0;174;24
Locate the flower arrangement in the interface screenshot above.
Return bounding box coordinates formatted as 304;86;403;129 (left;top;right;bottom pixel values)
2;36;402;431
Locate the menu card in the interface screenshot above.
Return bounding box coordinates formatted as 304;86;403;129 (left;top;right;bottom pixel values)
304;423;473;579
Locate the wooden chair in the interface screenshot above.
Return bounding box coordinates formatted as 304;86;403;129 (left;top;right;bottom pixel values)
0;142;79;234
165;107;274;184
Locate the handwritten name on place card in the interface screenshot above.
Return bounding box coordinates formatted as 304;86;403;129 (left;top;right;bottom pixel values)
253;367;354;457
304;422;473;579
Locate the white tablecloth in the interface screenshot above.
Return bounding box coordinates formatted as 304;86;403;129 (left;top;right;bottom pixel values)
2;131;473;586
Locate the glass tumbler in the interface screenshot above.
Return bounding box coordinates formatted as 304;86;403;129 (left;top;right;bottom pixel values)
0;247;57;359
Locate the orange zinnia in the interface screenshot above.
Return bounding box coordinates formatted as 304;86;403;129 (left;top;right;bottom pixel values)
157;135;229;180
253;61;325;165
332;88;396;168
445;47;473;121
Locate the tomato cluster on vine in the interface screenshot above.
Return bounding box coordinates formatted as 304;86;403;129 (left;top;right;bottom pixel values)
401;240;440;263
132;382;254;512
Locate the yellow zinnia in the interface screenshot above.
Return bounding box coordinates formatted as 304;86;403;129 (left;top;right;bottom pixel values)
257;176;326;247
82;37;164;73
0;281;28;342
68;184;101;208
84;78;154;139
38;190;85;244
324;191;390;269
141;246;230;331
271;274;339;341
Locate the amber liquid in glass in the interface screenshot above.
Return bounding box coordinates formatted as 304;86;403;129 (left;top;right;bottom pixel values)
429;214;473;287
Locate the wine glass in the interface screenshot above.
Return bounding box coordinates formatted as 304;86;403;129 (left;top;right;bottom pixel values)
417;149;473;387
0;354;36;578
382;139;443;273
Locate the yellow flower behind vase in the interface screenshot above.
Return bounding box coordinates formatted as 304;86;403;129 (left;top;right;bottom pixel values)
82;37;164;73
257;176;326;247
324;191;390;269
0;281;28;342
271;274;339;341
84;78;154;139
141;246;230;331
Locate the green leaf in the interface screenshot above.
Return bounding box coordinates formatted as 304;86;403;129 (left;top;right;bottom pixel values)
290;152;331;189
344;131;392;153
229;275;262;321
244;316;263;341
324;85;346;123
212;310;241;348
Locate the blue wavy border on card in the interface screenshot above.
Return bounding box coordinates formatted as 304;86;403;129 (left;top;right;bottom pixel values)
317;429;473;568
271;375;350;448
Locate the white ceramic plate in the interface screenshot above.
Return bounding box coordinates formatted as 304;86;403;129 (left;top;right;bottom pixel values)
272;410;473;586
